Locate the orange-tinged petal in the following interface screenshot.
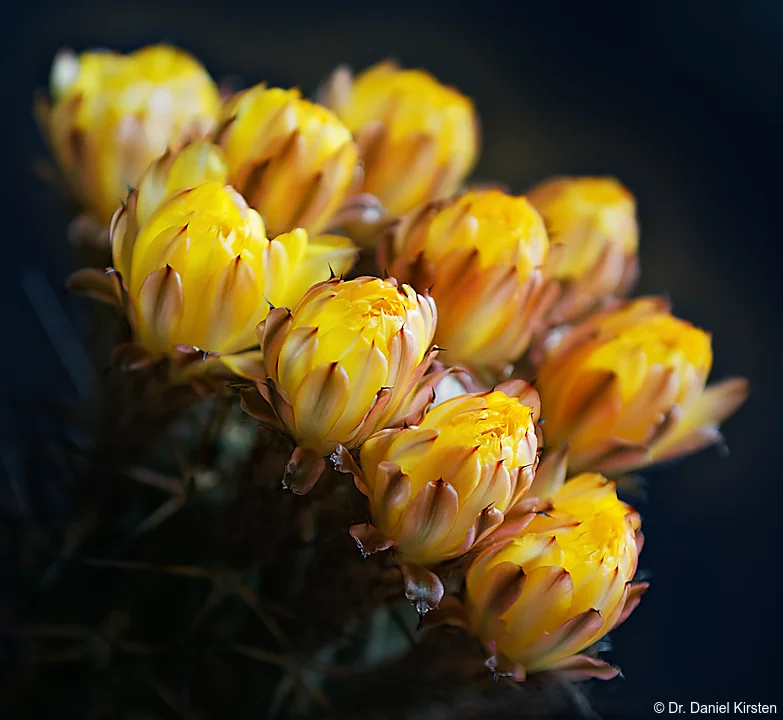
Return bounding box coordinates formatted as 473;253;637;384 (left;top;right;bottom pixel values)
536;298;745;473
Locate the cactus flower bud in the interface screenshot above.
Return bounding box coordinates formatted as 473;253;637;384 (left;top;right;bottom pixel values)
461;473;646;681
380;189;551;377
242;277;439;494
37;44;220;223
536;298;748;474
217;85;359;237
325;61;479;217
70;142;356;376
528;176;639;324
353;382;541;558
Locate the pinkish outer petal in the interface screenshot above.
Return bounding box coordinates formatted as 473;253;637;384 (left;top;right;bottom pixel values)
261;378;296;433
528;443;568;500
699;377;749;424
399;480;459;550
483;500;541;546
471;505;506;546
395;374;441;427
480;562;527;618
651;377;749;464
257;307;293;375
484;644;527;682
542;654;620;682
400;562;445;615
349;522;396;557
330;444;367;493
575;437;652;476
282;446;327;495
67;267;123;310
524;608;605;664
611;581;649;631
239;388;282;429
137;266;183;349
347;387;393;446
382;349;440;430
652;426;722;465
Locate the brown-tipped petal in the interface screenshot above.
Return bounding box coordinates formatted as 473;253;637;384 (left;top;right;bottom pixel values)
257;307;292;375
400;562;445;615
501;567;575;648
282;446;327;495
483;562;527;618
347;386;393;447
612;581;649;631
395;382;437;428
137;266;184;350
524;608;605;665
325;192;386;239
67;268;123;309
261;379;296;433
575;437;651;476
376;463;412;519
402;344;440;397
349;522;396;557
484;646;527;682
472;505;505;545
399;480;459;551
330;444;368;493
420;595;469;630
543;654;620;682
239;388;281;429
486;502;541;545
528;443;568;499
330;443;361;476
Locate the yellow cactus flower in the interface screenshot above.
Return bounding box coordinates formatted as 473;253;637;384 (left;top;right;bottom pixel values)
344;382;542;612
462;473;646;681
324;61;479;217
242;276;438;494
217;85;359;237
380;189;551;377
528;176;639;324
535;297;748;474
94;142;355;371
37;44;220;224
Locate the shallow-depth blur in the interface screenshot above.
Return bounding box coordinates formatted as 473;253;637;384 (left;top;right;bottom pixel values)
4;0;781;717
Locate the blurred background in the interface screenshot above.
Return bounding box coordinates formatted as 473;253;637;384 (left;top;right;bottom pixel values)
3;0;782;717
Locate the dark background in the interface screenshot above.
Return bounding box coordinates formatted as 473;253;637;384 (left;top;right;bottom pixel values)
3;0;782;717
